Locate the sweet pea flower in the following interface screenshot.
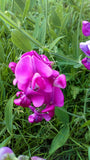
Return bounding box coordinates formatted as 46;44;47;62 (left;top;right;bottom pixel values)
81;57;90;70
82;21;90;36
80;40;90;56
9;50;66;123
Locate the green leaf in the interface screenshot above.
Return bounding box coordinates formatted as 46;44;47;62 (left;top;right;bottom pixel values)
0;11;43;48
23;0;30;19
5;96;14;134
49;10;61;27
49;125;69;155
11;29;32;51
55;107;69;124
0;136;12;148
49;36;65;50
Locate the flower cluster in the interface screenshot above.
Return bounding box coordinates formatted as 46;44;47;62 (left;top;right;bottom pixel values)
80;21;90;70
9;51;66;123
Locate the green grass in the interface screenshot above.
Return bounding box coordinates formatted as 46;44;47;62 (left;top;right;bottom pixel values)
0;0;90;159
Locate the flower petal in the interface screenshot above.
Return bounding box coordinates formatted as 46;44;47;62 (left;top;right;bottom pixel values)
42;104;55;113
82;21;90;36
15;55;33;84
81;57;90;70
41;54;54;67
42;114;52;121
31;156;46;160
14;98;22;106
53;74;66;89
53;87;64;107
33;55;53;77
32;73;46;90
42;105;55;118
31;94;44;107
28;114;35;123
43;78;52;93
17;81;30;91
80;41;90;56
14;95;31;107
28;113;43;123
21;50;40;59
9;62;17;73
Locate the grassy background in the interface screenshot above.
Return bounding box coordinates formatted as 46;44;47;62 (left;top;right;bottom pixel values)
0;0;90;159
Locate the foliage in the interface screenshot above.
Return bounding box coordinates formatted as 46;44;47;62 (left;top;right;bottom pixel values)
0;0;90;159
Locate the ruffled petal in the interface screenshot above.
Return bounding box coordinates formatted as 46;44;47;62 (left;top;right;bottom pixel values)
53;74;66;89
32;55;53;77
21;50;40;59
41;54;54;67
15;55;33;84
53;87;64;107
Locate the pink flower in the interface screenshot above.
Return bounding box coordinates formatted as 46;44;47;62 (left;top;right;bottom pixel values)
82;21;90;36
80;40;90;56
9;51;66;123
81;57;90;70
